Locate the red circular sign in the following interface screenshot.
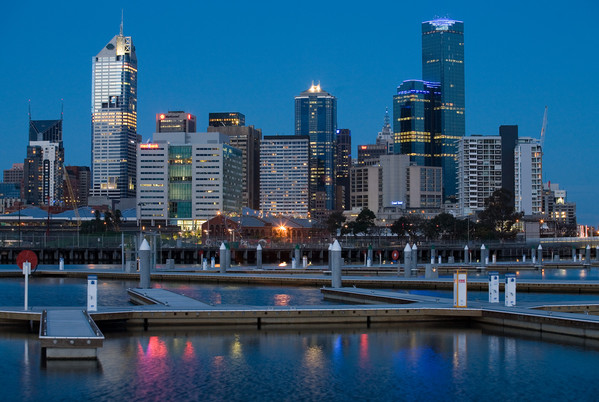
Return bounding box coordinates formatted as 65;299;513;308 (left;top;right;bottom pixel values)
391;250;400;261
17;250;38;270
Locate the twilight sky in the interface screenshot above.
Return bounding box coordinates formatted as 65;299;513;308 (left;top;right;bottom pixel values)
1;0;598;224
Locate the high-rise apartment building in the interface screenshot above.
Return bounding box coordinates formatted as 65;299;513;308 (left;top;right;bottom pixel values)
156;111;197;133
91;24;139;201
457;135;503;215
422;18;465;200
335;129;351;211
137;132;243;229
295;83;337;216
260;135;310;217
207;116;261;210
499;125;518;207
208;112;245;127
514;137;542;215
23;119;64;205
393;80;441;166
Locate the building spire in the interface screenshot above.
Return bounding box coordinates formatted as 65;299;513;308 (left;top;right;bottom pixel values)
120;10;124;36
60;99;64;121
28;99;31;121
383;107;390;129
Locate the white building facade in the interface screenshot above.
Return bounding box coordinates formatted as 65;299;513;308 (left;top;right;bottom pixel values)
260;135;309;217
515;137;542;215
457;135;503;215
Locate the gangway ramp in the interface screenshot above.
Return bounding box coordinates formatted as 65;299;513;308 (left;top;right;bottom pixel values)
127;288;213;308
39;309;104;359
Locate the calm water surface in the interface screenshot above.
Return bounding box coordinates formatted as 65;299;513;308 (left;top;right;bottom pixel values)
2;324;599;401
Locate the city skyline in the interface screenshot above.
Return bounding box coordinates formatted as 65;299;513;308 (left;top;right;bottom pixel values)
2;1;597;222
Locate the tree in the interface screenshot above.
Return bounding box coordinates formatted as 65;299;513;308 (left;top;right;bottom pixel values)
351;208;376;236
477;189;522;240
391;215;424;241
326;211;346;236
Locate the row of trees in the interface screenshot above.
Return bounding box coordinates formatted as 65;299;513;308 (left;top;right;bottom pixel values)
327;189;526;242
80;210;123;234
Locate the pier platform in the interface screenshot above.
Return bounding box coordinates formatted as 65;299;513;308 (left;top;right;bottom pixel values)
128;288;213;308
39;309;104;359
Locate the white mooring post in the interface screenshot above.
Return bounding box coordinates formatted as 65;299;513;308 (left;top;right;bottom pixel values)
464;245;469;264
505;273;516;306
403;244;412;278
23;262;31;311
331;240;342;288
488;272;499;303
453;270;467;308
220;243;227;273
139;239;151;289
256;244;263;269
87;275;98;312
59;257;64;271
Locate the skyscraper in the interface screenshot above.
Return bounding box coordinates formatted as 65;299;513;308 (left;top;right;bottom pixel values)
90;22;139;201
393;80;441;166
335;129;351;211
156;111;197;133
23;119;64;205
499;125;518;208
515;137;542;215
422;18;465;201
295;83;337;217
207;114;261;210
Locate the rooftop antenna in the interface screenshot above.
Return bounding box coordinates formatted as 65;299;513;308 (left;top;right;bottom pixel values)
28;100;31;121
60;98;64;120
120;10;124;36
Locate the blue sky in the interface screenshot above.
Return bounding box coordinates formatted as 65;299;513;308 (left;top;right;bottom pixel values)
2;1;598;224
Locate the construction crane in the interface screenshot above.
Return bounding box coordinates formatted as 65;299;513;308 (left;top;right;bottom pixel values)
540;106;548;149
63;168;81;230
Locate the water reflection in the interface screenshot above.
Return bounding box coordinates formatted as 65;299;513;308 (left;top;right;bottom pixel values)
274;294;291;306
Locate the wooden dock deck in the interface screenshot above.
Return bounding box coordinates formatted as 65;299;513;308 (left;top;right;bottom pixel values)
128;288;213;308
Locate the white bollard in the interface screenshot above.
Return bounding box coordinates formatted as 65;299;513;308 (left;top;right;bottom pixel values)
403;244;412;278
303;256;308;268
488;272;499;303
139;239;151;289
438;255;442;264
331;240;342;288
211;256;215;269
23;262;31;311
464;245;469;264
202;258;208;270
87;275;98;312
59;257;64;271
505;273;516;306
453;270;467;308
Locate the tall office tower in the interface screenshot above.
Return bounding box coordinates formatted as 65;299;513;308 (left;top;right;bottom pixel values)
422;18;465;201
260;135;310;217
90;23;138;201
514;137;542;215
350;163;381;212
23;119;64;205
457;135;503;215
357;144;388;166
64;166;91;207
393;80;441;166
208;112;245;127
376;108;394;154
4;163;24;184
156;111;197;133
335;129;351;211
499;125;518;208
137;132;243;228
295;83;337;217
207;116;261;210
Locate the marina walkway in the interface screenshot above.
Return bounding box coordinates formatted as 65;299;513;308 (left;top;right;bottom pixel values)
39;309;104;359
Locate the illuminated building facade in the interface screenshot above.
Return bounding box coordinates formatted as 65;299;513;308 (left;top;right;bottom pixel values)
207;117;262;210
64;166;91;207
357;143;388;166
514;137;542;215
422;18;465;200
156;111;196;133
295;83;337;216
137;132;243;229
335;129;351;210
260;135;310;218
23;119;64;205
91;24;139;201
393;80;441;167
208;112;245;128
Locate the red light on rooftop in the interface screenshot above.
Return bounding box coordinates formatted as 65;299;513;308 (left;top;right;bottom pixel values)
159;114;165;120
187;114;191;120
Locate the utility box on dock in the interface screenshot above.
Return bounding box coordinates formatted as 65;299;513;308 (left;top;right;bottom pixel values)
505;273;516;307
488;272;499;303
453;271;467;308
87;275;98;312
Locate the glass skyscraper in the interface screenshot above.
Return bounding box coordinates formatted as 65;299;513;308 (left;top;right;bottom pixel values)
422;18;465;201
393;80;441;167
91;24;139;201
295;83;337;215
